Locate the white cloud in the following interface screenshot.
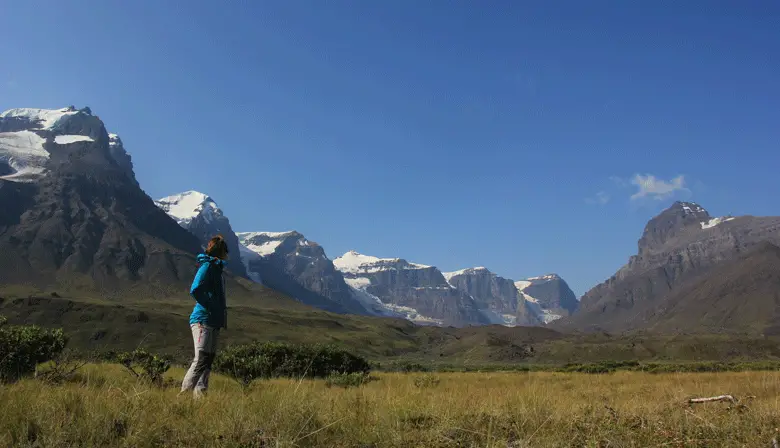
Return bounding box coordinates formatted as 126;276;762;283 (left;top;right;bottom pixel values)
629;174;688;201
586;191;610;205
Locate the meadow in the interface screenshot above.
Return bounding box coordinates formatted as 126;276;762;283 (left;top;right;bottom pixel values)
2;364;780;447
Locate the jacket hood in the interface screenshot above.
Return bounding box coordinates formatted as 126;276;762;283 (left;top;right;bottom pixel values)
196;253;227;267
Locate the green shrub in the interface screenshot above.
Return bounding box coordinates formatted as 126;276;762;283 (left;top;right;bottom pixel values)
214;341;371;386
325;372;377;388
0;318;67;382
413;373;441;388
117;349;171;386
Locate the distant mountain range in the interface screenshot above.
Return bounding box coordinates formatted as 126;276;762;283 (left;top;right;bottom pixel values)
4;106;780;335
155;190;577;327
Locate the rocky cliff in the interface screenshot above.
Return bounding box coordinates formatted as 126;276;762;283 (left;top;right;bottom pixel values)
334;251;489;327
444;267;543;326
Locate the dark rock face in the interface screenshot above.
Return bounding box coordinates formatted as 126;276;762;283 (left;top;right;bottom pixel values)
238;232;371;316
561;201;780;333
155;191;248;278
0;107;203;294
334;252;490;327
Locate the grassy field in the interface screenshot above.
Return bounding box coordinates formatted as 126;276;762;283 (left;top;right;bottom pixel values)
2;364;780;447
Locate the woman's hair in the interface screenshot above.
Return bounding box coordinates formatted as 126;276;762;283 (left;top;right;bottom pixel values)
205;234;229;259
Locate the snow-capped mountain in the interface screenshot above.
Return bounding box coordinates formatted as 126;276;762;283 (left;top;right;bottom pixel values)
514;274;579;323
0;106;203;289
155;191;247;277
334;251;490;327
237;232;373;316
444;267;543;326
0;106;136;184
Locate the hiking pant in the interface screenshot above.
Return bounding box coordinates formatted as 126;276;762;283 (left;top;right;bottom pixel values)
181;323;219;397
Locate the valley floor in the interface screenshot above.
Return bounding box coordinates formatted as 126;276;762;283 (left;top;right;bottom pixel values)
2;365;780;447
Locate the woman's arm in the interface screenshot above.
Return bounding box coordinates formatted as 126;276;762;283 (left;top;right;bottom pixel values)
190;263;212;308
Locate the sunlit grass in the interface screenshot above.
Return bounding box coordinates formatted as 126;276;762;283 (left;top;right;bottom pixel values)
2;365;780;446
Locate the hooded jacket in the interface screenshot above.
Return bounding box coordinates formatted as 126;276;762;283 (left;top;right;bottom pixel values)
189;254;227;329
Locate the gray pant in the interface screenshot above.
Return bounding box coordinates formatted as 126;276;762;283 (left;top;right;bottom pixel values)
181;323;219;397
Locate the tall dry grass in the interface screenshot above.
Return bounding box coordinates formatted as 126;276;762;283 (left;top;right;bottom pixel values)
1;364;780;447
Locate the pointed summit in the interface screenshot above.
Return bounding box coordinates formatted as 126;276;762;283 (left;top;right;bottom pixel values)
638;201;712;252
155;191;221;226
155;191;246;277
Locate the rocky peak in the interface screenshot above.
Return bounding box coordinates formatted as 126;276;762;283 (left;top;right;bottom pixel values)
155;191;222;226
638;201;712;253
156;191;246;277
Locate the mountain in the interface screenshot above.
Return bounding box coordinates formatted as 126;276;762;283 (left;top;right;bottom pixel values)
155;191;247;277
560;201;780;333
0;106;206;294
237;232;373;316
514;274;579;321
641;242;780;335
334;251;490;327
443;267;543;326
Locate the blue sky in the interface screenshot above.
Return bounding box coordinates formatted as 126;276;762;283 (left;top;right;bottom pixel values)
2;1;778;296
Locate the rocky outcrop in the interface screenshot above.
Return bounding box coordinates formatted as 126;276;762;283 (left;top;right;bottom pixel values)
238;232;371;315
155;191;247;277
561;201;780;332
334;251;490;327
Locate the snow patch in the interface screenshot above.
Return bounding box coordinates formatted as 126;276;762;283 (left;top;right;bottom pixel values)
679;202;706;215
701;216;735;230
54;134;94;145
344;277;372;289
526;274;559;282
443;267;489;281
242;240;283;257
238;244;263;283
519;291;540;304
0;107;79;130
238;231;297;240
381;303;443;325
514;280;532;291
0;130;49;182
540;309;562;323
333;250;431;274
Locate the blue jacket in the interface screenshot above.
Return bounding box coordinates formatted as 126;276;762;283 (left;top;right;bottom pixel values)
189;254;227;329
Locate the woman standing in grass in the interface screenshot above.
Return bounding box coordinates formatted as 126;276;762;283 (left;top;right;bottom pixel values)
180;235;228;398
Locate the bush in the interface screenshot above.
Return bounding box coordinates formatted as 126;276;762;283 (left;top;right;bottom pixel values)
117;349;171;386
384;361;430;373
0;318;68;382
325;372;377;389
413;373;441;388
34;349;87;385
214;341;371;386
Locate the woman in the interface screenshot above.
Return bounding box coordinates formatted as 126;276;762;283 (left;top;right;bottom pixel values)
180;234;228;398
